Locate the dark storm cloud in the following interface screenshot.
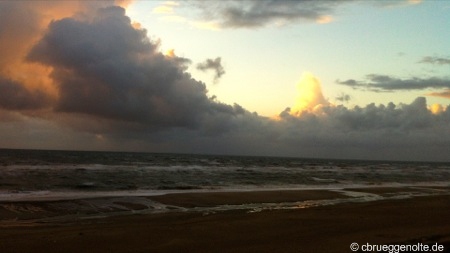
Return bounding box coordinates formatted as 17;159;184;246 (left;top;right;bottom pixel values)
27;6;240;129
196;57;225;83
337;74;450;92
418;56;450;65
279;98;437;133
103;96;450;161
0;77;51;110
4;94;450;161
0;1;132;112
272;97;450;161
325;97;436;131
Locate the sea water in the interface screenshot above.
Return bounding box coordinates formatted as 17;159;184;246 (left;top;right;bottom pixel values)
1;148;449;201
0;149;449;224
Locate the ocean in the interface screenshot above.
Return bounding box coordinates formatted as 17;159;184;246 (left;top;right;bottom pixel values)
1;148;449;224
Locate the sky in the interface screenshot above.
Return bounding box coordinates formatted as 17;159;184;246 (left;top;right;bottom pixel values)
0;0;450;162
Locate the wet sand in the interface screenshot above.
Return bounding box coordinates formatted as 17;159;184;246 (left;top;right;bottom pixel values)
0;190;449;253
149;189;347;207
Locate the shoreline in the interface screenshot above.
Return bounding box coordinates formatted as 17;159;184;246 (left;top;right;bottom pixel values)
0;192;449;252
1;182;449;202
1;186;449;225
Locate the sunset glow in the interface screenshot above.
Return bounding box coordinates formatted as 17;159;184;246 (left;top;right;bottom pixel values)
291;72;328;116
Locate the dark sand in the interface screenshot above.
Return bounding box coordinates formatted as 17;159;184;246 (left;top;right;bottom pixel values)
149;189;347;207
344;186;450;196
0;190;449;253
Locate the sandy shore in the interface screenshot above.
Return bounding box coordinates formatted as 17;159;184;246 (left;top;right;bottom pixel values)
148;189;347;207
0;189;449;253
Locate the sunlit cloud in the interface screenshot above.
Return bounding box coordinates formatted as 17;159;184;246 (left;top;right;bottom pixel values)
114;0;133;8
165;49;176;58
0;1;115;110
190;21;221;31
427;89;450;99
152;1;179;14
153;6;174;14
152;1;186;25
408;0;422;5
131;21;142;29
316;15;333;24
429;103;445;115
291;72;329;116
375;0;423;8
159;15;187;23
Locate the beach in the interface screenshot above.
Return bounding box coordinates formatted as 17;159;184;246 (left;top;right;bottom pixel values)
1;188;449;253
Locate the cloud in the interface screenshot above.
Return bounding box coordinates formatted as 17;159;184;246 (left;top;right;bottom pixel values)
187;0;351;29
427;89;450;99
0;0;131;109
180;0;418;29
430;103;445;114
1;1;450;162
151;1;220;30
408;0;422;4
418;56;450;65
335;93;351;103
152;1;179;14
274;97;450;161
0;77;51;110
273;77;450;161
373;0;422;7
337;74;450;92
290;72;329;115
153;0;421;30
196;57;226;83
164;49;192;70
26;6;241;130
